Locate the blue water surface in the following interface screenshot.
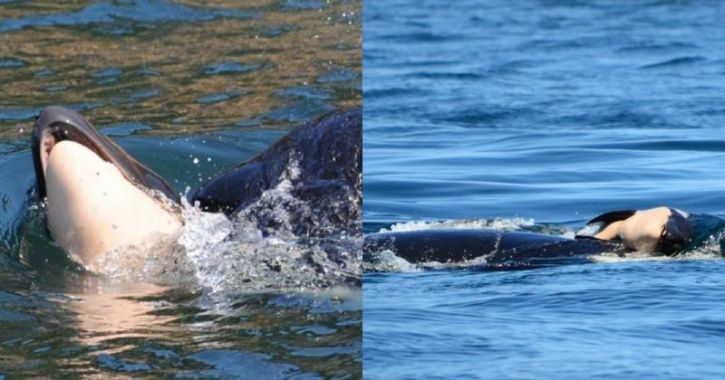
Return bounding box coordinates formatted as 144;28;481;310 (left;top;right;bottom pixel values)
363;0;725;378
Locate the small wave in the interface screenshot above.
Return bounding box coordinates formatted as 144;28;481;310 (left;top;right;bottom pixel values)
639;56;705;69
518;38;589;51
584;140;725;152
432;106;533;127
408;71;487;81
262;99;336;124
202;61;270;76
0;107;41;122
317;68;360;84
281;0;328;11
363;248;491;273
0;1;257;33
616;42;699;53
197;91;246;105
0;57;27;69
559;106;672;130
364;87;421;99
591;250;720;264
381;32;465;43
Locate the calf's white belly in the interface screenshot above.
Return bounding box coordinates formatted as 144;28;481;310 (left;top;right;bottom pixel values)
45;140;181;266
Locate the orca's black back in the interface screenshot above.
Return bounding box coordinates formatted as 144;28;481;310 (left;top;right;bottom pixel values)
364;229;625;268
192;107;362;238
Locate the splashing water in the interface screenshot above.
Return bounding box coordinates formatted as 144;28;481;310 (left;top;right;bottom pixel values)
381;217;535;233
234;148;305;240
96;178;361;293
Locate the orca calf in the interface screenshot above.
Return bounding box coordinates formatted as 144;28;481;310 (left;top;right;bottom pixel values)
31;106;361;267
32;107;182;265
584;207;691;254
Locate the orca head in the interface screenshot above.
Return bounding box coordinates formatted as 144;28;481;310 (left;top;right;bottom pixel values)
31;107;182;266
588;207;692;255
656;208;692;255
31;106;179;203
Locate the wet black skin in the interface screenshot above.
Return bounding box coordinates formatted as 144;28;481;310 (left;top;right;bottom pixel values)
364;210;698;268
364;229;627;268
657;210;692;255
31;106;362;239
192;107;362;237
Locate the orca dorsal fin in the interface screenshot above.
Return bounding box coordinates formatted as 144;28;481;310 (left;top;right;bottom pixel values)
586;209;637;226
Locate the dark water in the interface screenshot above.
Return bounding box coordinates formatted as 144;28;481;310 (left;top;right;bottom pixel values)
364;0;725;378
0;0;360;377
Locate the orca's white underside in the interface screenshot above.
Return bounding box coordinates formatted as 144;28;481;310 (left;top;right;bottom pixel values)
45;140;181;266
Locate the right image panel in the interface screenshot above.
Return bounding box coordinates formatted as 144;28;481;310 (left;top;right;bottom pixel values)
363;1;725;379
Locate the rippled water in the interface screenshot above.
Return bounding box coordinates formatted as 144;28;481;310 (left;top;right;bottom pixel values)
0;0;360;377
364;0;725;378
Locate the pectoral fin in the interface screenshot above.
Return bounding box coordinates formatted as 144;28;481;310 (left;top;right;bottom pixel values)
582;209;637;242
586;210;637;226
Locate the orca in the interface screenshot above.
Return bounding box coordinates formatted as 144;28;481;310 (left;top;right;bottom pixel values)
191;107;361;238
32;107;182;266
31;106;361;267
363;207;696;269
363;228;626;269
32;107;179;202
583;207;691;255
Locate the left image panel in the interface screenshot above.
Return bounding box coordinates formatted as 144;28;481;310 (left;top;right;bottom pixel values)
0;1;361;378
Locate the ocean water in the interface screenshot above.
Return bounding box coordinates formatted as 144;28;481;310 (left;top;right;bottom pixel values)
363;0;725;378
0;0;361;377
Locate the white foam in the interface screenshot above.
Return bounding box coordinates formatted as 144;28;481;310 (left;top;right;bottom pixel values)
575;223;601;238
363;249;419;273
381;217;535;233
